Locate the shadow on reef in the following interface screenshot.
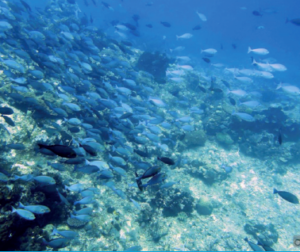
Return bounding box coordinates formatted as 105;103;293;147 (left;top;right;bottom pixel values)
136;51;174;84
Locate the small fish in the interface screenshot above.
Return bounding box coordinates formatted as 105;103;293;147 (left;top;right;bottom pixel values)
286;18;300;26
74;196;95;206
277;130;282;145
43;238;70;249
248;47;269;55
130;198;141;210
160;21;171;27
273;188;299;204
202;58;210;63
18;202;50;214
51;227;79;239
244;237;264;251
38;144;76;158
146;24;153;28
201;48;217;56
157;156;175;165
232;110;255;122
12;206;35;220
34;176;56;185
176;33;193;39
193;25;201;30
196;11;207;21
221;164;233;173
252;10;263;17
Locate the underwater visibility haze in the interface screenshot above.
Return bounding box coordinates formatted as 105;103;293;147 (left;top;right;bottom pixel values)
1;0;300;250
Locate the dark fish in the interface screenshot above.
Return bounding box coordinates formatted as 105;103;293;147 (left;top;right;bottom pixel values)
0;107;14;115
286;18;300;26
229;97;236;106
90;15;93;24
134;149;149;158
193;25;201;30
146;24;153;28
6;143;25;150
209;86;223;93
84;0;89;6
274;188;299;204
136;166;161;180
69;127;80;133
67;0;76;4
20;0;31;12
2;115;15;126
92;0;97;6
64;157;85;164
74;165;99;174
123;23;136;31
198;85;207;93
222;80;231;89
202;58;210;63
157;156;175;165
135;172;144;191
160;21;171;27
244;237;264;251
278;130;282;145
252;10;262;16
257;240;275;251
232;43;237;49
38;144;77;158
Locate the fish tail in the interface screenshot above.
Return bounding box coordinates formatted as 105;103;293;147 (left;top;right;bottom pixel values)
247;47;252;53
244;237;248;242
252;58;257;65
11;206;16;213
51;227;58;236
273;188;278;194
18;202;24;208
37;143;46;149
231;110;236;115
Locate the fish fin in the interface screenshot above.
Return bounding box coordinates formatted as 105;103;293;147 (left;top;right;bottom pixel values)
51;227;58;236
273;188;278;194
18;202;24;208
231;110;236;115
247;47;252;53
11;206;16;213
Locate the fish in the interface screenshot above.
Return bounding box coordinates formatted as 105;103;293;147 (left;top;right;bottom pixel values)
0;107;14;115
43;238;70;249
286;18;300;26
74;196;95;206
248;47;269;55
277;130;282;145
18;202;50;214
176;33;193;39
221;164;233;173
34;176;56;185
257;240;275;251
157;156;175;165
136;165;161;180
130;198;141;210
0;172;9;182
51;227;79;239
252;11;263;17
196;11;207;21
38;144;77;158
276;83;300;95
193;25;201;30
202;58;210;63
11;206;35;220
273;188;299;204
232;110;255;122
244;237;264;251
2;116;15;126
160;21;171;27
146;24;153;28
201;48;217;56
